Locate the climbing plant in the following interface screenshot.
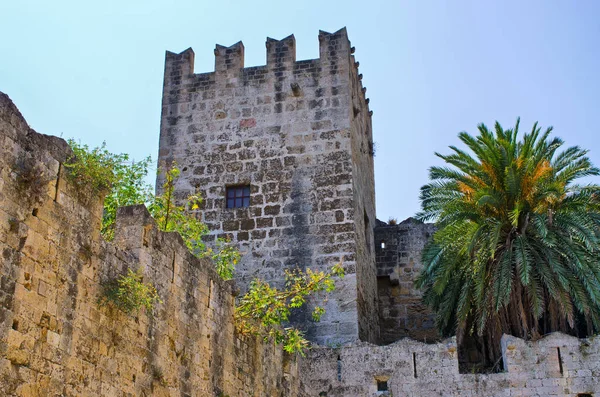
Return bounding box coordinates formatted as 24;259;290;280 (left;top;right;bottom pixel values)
146;166;209;256
207;237;240;281
102;155;153;241
235;263;345;355
145;166;241;280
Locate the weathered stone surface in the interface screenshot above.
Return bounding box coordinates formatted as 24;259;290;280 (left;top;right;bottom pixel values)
157;28;378;345
375;218;439;343
0;92;307;397
301;333;600;396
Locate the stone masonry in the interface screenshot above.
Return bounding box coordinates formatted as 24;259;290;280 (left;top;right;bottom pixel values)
301;332;600;396
157;28;378;345
374;218;439;343
0;92;307;397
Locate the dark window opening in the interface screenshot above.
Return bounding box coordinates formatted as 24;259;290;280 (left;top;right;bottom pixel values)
364;210;371;253
413;352;418;378
377;380;388;391
557;347;564;375
577;394;593;397
226;185;250;208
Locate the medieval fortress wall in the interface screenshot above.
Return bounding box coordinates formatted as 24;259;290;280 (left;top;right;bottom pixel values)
157;28;378;345
374;219;439;343
0;27;599;397
0;92;306;396
302;333;600;396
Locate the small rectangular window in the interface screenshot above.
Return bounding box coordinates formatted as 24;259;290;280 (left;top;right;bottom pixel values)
377;380;388;391
375;376;390;395
226;185;250;208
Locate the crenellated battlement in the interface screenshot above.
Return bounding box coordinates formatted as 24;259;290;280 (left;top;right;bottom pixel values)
160;27;371;142
162;28;368;102
214;41;245;75
266;34;296;70
5;24;600;396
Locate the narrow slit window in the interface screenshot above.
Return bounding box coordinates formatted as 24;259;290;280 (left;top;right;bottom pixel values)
557;347;564;375
413;352;418;378
226;185;250;208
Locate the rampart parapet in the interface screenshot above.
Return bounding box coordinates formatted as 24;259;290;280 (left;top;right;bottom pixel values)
301;332;600;396
161;28;369;112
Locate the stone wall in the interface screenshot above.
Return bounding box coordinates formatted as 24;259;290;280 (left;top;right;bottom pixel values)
0;92;306;397
348;44;378;344
157;28;378;345
374;218;438;343
301;332;600;396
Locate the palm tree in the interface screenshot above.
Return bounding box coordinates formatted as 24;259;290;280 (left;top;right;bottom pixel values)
416;119;600;369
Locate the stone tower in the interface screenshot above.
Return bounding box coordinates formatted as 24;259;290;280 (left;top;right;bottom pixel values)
157;28;378;345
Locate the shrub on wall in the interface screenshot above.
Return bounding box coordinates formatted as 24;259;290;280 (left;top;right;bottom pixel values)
64;140;237;279
65;139;153;240
99;269;162;316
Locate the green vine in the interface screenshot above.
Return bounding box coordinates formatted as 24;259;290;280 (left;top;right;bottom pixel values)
66;140;240;279
235;263;345;355
207;237;240;281
146;167;240;280
147;166;208;257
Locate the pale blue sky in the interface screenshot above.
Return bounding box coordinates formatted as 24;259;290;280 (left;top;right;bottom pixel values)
1;1;598;221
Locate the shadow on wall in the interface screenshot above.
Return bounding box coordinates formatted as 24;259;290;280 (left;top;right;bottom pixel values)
374;218;439;344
